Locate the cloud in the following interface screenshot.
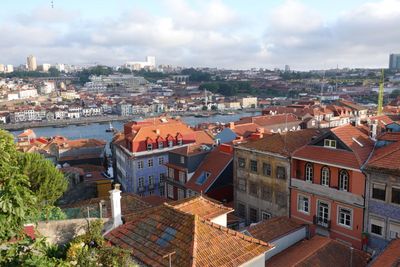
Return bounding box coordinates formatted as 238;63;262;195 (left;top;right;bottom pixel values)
0;0;399;70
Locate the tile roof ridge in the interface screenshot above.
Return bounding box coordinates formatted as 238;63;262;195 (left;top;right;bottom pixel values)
197;216;271;247
171;195;233;213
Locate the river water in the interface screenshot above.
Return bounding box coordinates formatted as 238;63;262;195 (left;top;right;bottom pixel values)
9;112;259;150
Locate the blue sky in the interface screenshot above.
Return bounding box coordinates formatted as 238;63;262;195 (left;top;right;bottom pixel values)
0;0;399;69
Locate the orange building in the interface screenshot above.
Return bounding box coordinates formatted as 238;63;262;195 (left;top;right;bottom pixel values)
290;124;374;249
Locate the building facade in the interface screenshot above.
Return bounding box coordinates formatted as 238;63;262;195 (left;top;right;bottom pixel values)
389;53;400;70
290;125;374;249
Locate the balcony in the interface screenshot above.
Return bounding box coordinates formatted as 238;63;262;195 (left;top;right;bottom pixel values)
313;215;331;229
291;178;364;207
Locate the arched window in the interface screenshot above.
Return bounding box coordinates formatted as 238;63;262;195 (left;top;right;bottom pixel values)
339;170;349;191
321;167;330;186
305;163;313;182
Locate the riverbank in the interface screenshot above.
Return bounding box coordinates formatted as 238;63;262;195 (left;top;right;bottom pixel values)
1;109;261;131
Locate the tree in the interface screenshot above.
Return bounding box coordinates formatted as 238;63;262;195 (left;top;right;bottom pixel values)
202;105;208;111
390;89;400;99
211;105;217;111
0;130;68;242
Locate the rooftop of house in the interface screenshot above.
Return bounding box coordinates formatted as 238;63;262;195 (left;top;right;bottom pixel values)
366;141;400;173
170;144;212;157
338;99;367;111
369;238;400;267
245;217;305;243
235;114;300;127
105;202;271;267
369;114;395;126
378;132;400;142
294;124;374;169
184;145;233;194
266;235;370;267
194;130;215;145
237;128;325;157
170;195;233;220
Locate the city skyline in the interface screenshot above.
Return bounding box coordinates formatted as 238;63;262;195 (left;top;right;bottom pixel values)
1;0;400;70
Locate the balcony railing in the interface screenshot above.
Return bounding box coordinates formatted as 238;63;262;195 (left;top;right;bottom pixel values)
313;215;331;229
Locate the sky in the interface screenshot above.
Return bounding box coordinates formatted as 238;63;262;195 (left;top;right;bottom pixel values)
0;0;399;70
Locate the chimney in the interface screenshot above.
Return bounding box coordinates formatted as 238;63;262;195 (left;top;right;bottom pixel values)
228;122;235;129
370;119;378;141
256;127;265;134
155;128;160;135
109;183;123;229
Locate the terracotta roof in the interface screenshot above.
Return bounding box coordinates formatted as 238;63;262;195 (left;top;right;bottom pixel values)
378;132;400;142
294;125;374;169
141;195;171;207
366;141;400;172
238;129;325;157
170;144;210;156
18;129;36;137
231;122;261;138
194;130;215;145
369;115;395;126
370;238;400;267
338;100;366;111
170;195;233;220
235;114;300;127
105;203;270;267
246;217;305;242
185;146;233;194
266;235;370;267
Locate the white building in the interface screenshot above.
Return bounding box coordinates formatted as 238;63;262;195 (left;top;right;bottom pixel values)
7;93;19;101
39;81;55;94
0;64;4;73
61;90;80;100
125;56;156;71
27;55;37;71
41;64;51;72
55;63;65;72
240;97;258;108
6;65;14;73
18;89;38;99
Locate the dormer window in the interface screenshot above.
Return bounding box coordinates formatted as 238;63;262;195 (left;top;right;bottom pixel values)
147;143;153;151
177;139;183;146
324;139;336;148
168;140;173;147
158;141;164;149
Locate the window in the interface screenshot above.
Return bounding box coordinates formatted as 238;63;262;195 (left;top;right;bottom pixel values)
138;177;144;188
305;163;313;182
180;156;185;164
238;178;246;191
158;141;164;149
338;207;352;228
147;143;153;151
391;187;400;204
238;158;245;168
389;222;400;239
276;192;287;207
339;170;349;191
372;183;386;201
168;168;174;179
237;203;246;218
167;184;174;199
321;167;330;186
317;201;330;227
148;175;154;187
158;157;164;165
261;211;271;220
168;140;173;147
178;188;185;200
370;218;385;237
324;139;337;148
148;158;154;168
298;195;309;213
261;186;272;201
263;163;271;176
249;181;258;196
159;185;165;196
160;173;166;183
179;171;186;184
137;160;144;170
250;160;258;172
177;139;183;146
277;166;286;180
249;207;258;223
148;190;154;195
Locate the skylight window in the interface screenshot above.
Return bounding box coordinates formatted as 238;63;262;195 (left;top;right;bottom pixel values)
196;172;210;185
155;227;177;247
352;137;364;147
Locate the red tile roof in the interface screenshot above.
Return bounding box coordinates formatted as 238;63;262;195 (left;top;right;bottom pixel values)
246;217;305;242
366;141;400;172
370;238;400;267
294;124;374;169
170;195;233;220
378;132;400;142
106;203;271;267
238;129;325;157
266;235;370;267
185;146;233;194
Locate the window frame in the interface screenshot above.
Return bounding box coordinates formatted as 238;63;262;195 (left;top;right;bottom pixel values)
249;207;258;223
250;160;258;173
371;183;386;202
147;143;153;151
324;139;337;148
370;217;385;237
276;166;286;180
249;181;258;196
148;158;154;168
339;170;349;192
298;194;310;214
167;184;174;199
238;178;247;192
158;156;164;165
305;163;313;183
138;177;144;188
391;186;400;205
263;163;272;177
137;160;144;170
238;157;246;169
337;206;353;229
237;202;246;218
321;166;330;187
261;211;271;221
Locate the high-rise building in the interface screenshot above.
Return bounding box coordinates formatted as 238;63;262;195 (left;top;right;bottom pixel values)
389;54;400;70
27;55;37;71
0;64;4;73
41;63;51;72
125;56;156;71
6;64;14;73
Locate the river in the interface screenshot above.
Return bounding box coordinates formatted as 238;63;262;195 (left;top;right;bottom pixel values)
9;112;259;151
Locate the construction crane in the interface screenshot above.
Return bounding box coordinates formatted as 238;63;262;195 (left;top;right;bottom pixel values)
377;69;384;115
